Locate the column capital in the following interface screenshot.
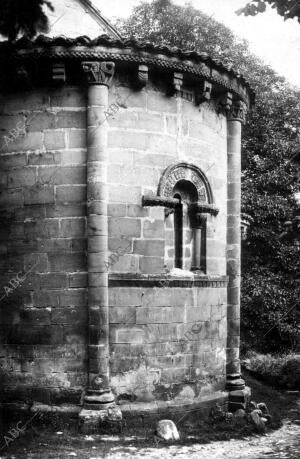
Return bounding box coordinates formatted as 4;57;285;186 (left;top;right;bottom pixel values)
82;61;115;86
228;100;248;124
190;211;208;229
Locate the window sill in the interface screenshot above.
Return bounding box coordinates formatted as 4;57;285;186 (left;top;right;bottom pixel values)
109;273;228;288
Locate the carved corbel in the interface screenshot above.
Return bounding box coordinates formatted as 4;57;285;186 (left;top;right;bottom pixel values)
218;91;233;115
15;65;31;88
52;62;66;83
173;72;183;92
137;65;148;88
228;99;248;124
196;80;213;105
168;72;183;96
82;61;115;86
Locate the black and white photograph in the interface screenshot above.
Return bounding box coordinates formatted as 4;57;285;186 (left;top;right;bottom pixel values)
0;1;299;457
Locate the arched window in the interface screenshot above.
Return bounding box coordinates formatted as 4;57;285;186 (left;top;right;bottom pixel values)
158;163;218;273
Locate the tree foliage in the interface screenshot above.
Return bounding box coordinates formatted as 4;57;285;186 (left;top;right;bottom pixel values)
117;0;300;353
0;0;54;42
236;0;300;22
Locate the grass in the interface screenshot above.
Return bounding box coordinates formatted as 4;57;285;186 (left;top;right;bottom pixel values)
242;351;300;390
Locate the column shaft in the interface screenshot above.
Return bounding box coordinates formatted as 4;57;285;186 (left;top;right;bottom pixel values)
226;117;244;390
82;62;115;407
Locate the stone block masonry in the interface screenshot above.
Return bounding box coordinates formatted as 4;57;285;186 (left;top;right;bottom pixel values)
0;36;252;418
108;283;227;401
0;87;88;404
106;86;227;277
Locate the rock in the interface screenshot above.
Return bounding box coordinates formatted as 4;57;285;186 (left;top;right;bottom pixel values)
233;409;247;425
234;409;246;419
257;403;269;414
210;404;226;422
249;411;266;432
249;401;257;410
155;420;180;441
225;412;233;423
107;407;122;422
264;414;272;424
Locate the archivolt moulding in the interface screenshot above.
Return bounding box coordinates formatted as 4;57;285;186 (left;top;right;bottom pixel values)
158;162;214;204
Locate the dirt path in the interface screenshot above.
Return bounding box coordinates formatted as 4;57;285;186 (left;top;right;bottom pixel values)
0;374;299;458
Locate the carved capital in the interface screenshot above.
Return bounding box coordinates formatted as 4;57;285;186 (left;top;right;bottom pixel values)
196;80;213;105
137;65;148;88
190;211;208;229
228;100;248;123
82;61;115;86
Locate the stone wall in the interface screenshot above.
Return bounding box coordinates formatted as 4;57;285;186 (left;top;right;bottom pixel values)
106;83;227;275
0;81;228;404
109;284;227;402
0;87;88;404
106;84;228;401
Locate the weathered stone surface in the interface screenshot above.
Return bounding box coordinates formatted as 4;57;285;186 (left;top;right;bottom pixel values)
155;419;180;441
257;402;269;414
0;49;247;410
233;408;247;425
249;410;266;432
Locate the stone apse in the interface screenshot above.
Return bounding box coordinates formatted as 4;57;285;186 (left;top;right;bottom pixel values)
0;36;253;426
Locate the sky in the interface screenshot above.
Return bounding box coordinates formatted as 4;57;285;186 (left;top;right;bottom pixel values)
94;0;300;88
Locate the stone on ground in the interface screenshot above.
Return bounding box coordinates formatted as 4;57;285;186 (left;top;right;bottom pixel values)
250;410;266;432
257;402;269;414
234;409;246;418
156;419;180;441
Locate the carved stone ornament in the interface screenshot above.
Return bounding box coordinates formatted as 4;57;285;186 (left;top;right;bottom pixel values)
228;100;248;123
189;210;208;229
81;61;115;86
196;80;213;105
52;62;66;83
158;163;214;204
138;65;149;88
218;91;233;115
172;72;183;93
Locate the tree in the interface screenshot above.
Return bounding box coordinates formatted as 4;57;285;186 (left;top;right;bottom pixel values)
0;0;54;42
236;0;300;22
116;0;300;353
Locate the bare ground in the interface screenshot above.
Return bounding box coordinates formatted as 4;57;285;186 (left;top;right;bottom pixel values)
0;373;299;459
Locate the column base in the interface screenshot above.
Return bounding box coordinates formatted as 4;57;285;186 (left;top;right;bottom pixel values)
226;373;245;391
83;390;115;410
78;405;123;434
228;386;251;412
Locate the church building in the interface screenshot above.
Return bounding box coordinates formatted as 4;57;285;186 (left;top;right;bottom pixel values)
0;0;254;430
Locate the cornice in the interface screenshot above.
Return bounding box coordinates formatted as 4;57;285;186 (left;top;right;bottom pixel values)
0;35;254;106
